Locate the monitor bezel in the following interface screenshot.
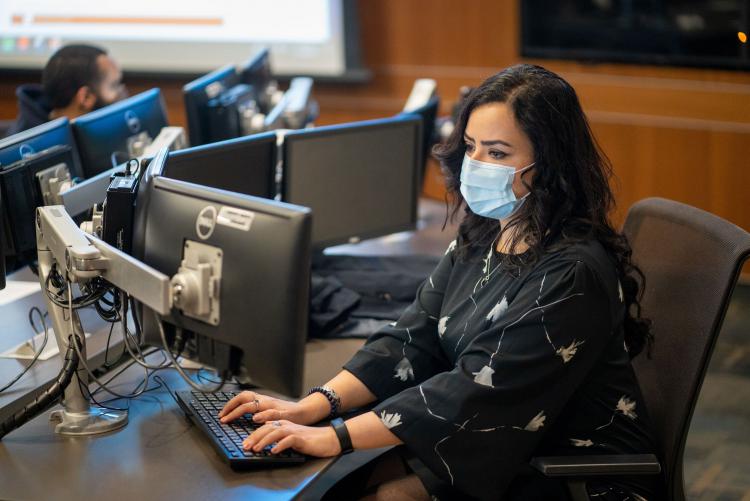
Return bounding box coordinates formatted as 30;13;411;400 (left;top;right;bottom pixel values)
165;131;278;199
281;115;422;250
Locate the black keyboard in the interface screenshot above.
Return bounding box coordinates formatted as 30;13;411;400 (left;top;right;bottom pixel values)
175;390;306;468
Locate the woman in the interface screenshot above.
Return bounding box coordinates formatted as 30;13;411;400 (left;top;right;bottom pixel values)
219;64;657;500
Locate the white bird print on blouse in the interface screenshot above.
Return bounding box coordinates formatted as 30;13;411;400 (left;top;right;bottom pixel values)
438;316;450;337
394;357;415;381
472;365;495;387
429;275;435;288
445;239;457;255
524;411;546;432
379;411;402;429
570;438;594;447
618;280;624;302
555;339;585;363
597;394;638;430
481;246;493;275
616;395;638;419
486;295;508;323
393;327;415;381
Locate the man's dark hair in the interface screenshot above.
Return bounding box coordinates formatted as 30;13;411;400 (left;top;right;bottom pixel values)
41;44;107;109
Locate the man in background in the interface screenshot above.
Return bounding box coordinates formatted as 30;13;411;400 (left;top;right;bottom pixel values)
6;44;127;136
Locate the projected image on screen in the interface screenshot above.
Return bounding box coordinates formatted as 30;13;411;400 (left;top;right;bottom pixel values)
0;0;360;76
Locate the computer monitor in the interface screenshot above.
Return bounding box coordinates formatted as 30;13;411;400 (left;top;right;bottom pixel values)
238;48;274;112
205;83;260;143
282;115;422;249
137;174;312;397
164;132;277;199
399;95;439;183
183;65;239;146
0;117;82;177
72;88;169;178
0;145;79;269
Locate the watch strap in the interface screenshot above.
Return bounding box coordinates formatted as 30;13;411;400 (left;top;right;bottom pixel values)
330;417;353;454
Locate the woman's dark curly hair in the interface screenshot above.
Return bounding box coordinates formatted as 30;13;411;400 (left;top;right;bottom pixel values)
434;64;652;358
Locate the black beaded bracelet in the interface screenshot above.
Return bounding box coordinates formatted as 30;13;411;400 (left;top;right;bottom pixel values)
307;385;341;418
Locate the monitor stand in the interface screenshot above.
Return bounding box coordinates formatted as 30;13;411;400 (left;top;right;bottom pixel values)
37;246;128;436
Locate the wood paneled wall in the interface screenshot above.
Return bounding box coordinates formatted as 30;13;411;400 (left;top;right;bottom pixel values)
1;0;748;237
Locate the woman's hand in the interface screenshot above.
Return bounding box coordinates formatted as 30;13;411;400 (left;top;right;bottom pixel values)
243;420;341;458
218;391;319;425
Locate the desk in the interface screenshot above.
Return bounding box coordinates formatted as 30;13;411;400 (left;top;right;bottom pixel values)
0;198;457;500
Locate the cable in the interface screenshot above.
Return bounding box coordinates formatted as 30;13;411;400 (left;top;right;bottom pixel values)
102;321;127;370
0;334;79;440
118;292;173;371
91;347;165;399
64;284;153;401
44;266;110;310
153;375;181;406
0;307;50;394
154;309;226;393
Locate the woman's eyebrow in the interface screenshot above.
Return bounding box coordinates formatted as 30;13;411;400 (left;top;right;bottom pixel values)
464;133;512;148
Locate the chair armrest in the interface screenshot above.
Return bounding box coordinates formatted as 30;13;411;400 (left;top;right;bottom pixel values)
530;454;661;477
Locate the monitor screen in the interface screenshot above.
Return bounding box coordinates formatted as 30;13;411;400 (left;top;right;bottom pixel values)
72;88;168;178
282;115;422;248
138;174;311;396
183;65;238;146
0;117;82;177
521;0;750;71
0;145;78;269
0;0;366;78
164;132;277;199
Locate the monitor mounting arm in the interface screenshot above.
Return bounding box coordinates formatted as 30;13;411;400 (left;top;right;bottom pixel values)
35;205;220;435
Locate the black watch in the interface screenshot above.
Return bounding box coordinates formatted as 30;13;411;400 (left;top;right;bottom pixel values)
330;417;353;455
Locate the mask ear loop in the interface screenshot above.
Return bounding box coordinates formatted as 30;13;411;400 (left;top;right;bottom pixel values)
515;162;536;199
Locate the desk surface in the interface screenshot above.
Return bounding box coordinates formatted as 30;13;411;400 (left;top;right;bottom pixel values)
0;198;457;500
0;362;337;501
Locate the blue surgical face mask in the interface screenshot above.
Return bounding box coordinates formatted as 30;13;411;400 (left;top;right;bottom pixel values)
459;154;535;220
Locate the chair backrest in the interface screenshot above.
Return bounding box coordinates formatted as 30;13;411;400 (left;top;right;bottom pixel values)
623;197;750;501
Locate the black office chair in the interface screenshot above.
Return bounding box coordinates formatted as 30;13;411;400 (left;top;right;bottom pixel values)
530;197;750;501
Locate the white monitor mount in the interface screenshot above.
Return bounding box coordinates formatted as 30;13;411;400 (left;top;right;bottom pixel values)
36;205;221;435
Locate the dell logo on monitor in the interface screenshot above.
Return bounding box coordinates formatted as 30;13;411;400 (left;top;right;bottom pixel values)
124;110;141;134
196;206;217;240
19;144;35;158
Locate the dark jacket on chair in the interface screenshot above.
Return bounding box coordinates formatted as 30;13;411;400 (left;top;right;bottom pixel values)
5;84;52;137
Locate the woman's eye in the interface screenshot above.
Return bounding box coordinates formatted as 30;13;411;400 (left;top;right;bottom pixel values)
465;143;475;152
489;150;507;160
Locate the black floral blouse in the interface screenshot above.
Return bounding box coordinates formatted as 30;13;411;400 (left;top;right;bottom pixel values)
344;237;657;500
